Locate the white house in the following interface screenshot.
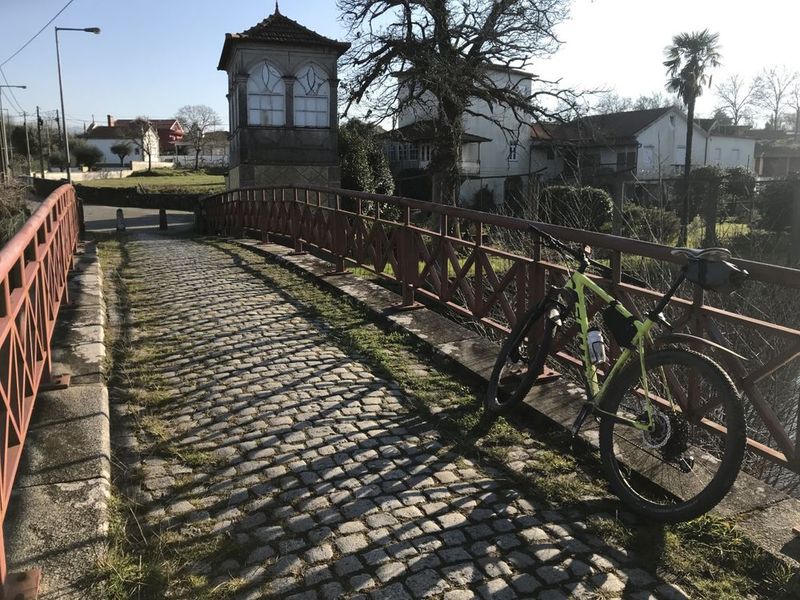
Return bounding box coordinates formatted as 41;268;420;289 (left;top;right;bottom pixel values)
530;107;755;185
84;124;160;167
384;64;534;207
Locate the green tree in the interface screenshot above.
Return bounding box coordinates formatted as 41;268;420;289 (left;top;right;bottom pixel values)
110;141;133;166
339;120;394;196
71;141;104;169
664;29;721;245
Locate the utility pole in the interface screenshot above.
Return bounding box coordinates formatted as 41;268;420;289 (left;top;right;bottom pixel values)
0;100;8;183
36;106;45;177
23;112;32;176
55;109;61;148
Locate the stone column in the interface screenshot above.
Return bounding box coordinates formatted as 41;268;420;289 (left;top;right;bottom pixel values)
284;76;295;128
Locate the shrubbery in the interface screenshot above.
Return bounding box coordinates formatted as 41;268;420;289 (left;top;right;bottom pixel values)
71;141;104;169
538;185;612;231
622;204;681;244
0;184;31;247
756;180;794;232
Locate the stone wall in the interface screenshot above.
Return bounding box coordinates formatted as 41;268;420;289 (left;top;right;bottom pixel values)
231;164;340;190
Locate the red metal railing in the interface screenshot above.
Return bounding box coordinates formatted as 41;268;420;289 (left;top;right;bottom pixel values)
203;185;800;477
0;184;78;585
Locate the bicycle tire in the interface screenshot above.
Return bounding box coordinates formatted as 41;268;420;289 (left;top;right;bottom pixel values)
484;300;557;414
599;348;745;522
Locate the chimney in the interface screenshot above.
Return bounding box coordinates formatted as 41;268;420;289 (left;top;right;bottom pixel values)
107;114;115;127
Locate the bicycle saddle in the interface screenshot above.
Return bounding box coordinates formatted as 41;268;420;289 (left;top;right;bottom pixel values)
670;247;731;262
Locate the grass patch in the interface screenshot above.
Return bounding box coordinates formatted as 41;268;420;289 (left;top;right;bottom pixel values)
93;235;235;598
79;170;224;194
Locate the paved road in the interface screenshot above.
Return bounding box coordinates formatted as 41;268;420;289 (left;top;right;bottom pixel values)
82;204;193;232
117;235;686;600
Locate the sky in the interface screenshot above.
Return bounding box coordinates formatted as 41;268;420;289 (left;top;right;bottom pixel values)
0;0;798;132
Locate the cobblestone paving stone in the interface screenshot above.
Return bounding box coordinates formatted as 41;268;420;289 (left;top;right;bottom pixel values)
121;236;689;599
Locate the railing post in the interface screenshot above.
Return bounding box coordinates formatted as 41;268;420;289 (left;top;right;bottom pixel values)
331;194;347;274
791;181;800;265
158;208;167;231
439;213;448;301
474;222;483;317
401;205;416;306
260;190;270;243
290;188;305;255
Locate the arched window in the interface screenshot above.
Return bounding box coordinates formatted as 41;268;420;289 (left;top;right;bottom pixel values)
294;64;329;128
247;62;285;126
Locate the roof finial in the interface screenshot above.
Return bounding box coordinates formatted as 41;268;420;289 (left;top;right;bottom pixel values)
275;1;280;14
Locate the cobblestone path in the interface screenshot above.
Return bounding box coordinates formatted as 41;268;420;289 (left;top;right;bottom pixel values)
118;236;687;600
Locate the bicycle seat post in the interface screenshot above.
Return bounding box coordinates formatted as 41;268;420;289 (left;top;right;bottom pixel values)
648;267;687;323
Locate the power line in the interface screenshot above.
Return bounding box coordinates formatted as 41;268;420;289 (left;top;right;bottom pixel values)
0;67;26;114
0;0;78;67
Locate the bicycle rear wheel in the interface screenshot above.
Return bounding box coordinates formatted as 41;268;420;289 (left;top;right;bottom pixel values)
484;301;558;414
599;348;745;522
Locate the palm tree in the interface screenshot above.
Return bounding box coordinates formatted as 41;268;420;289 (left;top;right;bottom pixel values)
664;29;721;245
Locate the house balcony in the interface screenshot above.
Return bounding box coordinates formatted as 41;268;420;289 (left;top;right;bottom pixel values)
390;159;481;176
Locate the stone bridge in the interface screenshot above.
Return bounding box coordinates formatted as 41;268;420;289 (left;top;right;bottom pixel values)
7;220;799;599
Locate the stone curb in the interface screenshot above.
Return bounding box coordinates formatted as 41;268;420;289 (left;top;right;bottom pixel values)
5;241;111;599
229;238;800;565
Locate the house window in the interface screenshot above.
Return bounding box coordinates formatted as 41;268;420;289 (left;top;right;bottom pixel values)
616;150;636;169
409;144;419;161
294;64;329;128
714;147;722;164
420;144;432;161
732;148;740;164
248;62;285;126
508;142;518;161
398;144;408;161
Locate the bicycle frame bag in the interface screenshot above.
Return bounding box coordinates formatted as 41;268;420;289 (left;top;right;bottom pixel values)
685;259;748;294
602;304;638;349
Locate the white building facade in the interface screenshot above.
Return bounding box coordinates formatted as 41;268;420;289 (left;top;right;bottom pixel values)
387;65;534;207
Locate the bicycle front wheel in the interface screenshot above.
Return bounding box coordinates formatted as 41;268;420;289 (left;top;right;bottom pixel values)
599;348;745;522
484;301;558;414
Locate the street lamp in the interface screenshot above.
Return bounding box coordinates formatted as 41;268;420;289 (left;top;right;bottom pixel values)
56;26;100;234
0;84;26;183
55;26;101;185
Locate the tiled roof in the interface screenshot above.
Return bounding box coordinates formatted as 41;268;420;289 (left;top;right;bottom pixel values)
117;118;182;131
85;126;129;140
218;7;350;70
385;120;491;144
532;107;673;146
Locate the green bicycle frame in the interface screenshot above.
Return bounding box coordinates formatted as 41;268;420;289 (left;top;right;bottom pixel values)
563;271;657;431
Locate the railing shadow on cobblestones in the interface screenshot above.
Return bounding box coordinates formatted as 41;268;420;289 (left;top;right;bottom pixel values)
99;235;693;599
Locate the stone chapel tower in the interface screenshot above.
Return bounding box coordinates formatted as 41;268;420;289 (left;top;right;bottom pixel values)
218;4;350;189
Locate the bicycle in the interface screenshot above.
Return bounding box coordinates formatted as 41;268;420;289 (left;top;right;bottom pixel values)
485;224;749;522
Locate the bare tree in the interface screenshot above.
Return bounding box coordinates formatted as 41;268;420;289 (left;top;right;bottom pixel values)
785;81;800;140
125;117;155;171
176;105;221;170
632;91;678;111
338;0;579;205
754;66;798;129
592;91;633;114
714;74;756;126
590;90;677;115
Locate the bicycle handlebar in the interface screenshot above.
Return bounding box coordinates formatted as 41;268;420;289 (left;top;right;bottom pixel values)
528;224;649;288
